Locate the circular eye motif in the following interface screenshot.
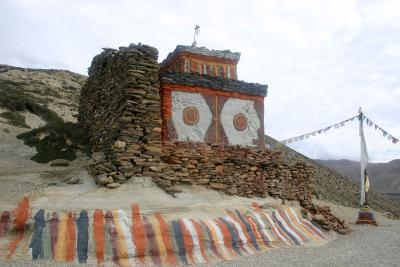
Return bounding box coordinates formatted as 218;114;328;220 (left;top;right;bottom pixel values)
233;113;248;131
183;107;200;125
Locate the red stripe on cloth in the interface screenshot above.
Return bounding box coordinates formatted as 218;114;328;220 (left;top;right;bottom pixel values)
105;211;119;265
131;204;147;264
155;213;178;266
7;197;30;258
215;218;235;255
0;211;11;239
178;219;195;263
143;216;161;266
245;216;265;249
190;219;209;263
49;212;59;259
226;210;256;252
93;210;105;264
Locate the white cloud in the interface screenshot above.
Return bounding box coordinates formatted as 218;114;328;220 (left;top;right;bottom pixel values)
0;0;399;162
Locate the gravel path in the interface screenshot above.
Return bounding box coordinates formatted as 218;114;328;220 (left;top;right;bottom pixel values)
210;222;400;267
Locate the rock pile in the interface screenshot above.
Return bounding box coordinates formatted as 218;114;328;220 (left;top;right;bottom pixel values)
160;141;315;200
79;43;163;187
301;202;351;233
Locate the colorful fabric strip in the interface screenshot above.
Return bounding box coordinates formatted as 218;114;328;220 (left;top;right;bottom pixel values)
0;203;330;266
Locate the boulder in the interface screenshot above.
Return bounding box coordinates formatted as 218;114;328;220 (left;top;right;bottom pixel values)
95;174;108;185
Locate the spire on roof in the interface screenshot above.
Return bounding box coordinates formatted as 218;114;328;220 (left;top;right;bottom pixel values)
191;25;200;48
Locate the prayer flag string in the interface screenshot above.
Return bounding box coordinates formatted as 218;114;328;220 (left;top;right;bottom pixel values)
280;114;398;145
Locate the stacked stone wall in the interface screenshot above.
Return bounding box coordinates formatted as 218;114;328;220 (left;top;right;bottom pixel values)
79;44;163;184
159;141;315;203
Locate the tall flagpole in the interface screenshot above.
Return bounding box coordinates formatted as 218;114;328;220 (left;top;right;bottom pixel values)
356;108;377;225
359;107;369;206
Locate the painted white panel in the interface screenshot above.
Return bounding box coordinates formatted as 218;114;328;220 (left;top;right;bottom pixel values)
221;98;260;146
171;91;212;142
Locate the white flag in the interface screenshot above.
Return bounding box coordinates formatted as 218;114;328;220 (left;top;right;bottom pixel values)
359;115;369;206
195;25;200;35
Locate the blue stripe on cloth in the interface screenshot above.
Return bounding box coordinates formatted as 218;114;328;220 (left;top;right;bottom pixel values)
171;220;188;264
271;211;300;245
76;211;89;263
30;209;46;260
235;210;260;250
219;218;243;256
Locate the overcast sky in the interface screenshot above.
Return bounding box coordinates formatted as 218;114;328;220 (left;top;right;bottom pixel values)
1;0;399;162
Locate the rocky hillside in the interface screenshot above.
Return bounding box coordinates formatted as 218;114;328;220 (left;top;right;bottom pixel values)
1;63;399;217
318;159;400;194
0;64;88;163
0;64;85;127
266;136;400;217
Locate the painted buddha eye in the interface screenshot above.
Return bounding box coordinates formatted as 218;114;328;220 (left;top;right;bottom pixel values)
183;106;200;125
233;113;248;131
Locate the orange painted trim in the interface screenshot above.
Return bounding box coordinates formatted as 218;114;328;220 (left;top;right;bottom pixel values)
161;83;265;102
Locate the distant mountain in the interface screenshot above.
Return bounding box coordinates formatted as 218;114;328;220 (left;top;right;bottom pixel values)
317;159;400;194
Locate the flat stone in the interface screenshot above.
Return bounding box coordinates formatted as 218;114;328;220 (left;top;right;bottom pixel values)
113;174;126;182
144;145;162;153
226;187;238;195
50;159;70;167
106;182;121;189
65;177;80;184
176;172;189;177
113;140;126;149
92;151;106;161
210;182;229;190
149;166;162;172
215;165;224;172
103;162;117;172
197;178;210;184
165;186;183;193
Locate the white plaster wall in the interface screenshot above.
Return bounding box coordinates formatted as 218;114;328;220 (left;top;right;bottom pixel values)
220;98;260;146
171;91;212;142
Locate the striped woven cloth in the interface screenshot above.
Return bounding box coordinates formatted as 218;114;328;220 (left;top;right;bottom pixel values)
0;197;331;266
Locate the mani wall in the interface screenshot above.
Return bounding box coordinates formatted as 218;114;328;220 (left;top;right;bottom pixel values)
78;43;313;204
